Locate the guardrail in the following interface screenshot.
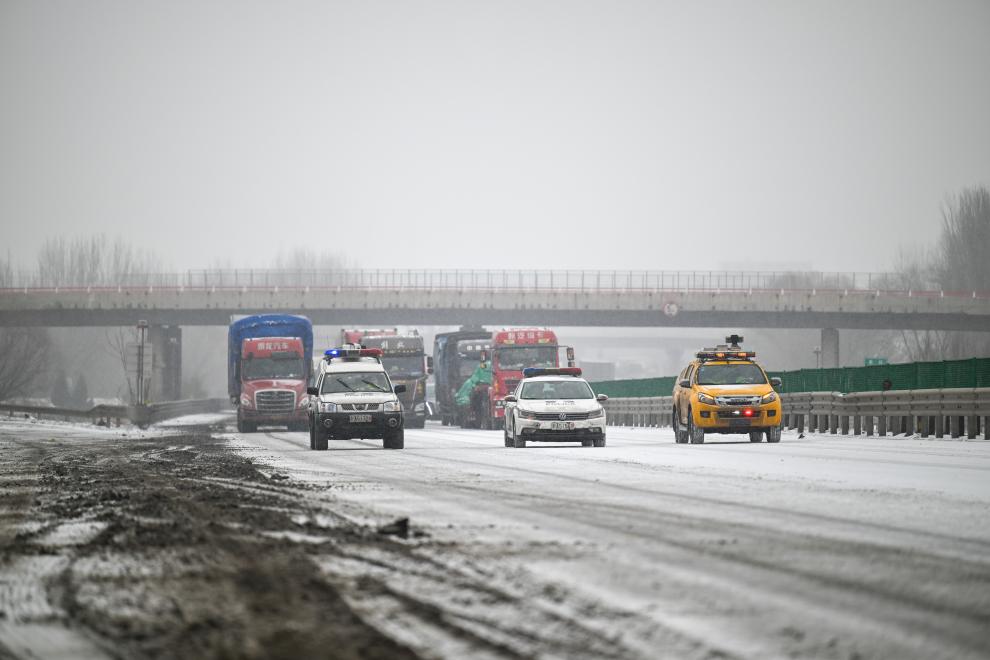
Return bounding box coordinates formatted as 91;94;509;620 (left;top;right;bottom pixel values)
0;398;231;429
602;389;990;439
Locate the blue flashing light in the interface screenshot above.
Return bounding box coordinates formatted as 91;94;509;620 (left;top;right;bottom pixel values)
325;349;341;358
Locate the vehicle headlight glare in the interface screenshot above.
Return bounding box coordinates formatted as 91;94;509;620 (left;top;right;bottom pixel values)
318;401;337;413
761;392;777;403
697;392;716;405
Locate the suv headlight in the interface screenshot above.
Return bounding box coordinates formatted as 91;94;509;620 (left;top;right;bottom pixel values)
696;392;716;405
588;407;604;419
383;400;401;412
761;392;778;404
518;408;537;419
318;401;337;413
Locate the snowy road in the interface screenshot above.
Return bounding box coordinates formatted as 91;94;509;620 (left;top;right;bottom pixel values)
230;423;990;659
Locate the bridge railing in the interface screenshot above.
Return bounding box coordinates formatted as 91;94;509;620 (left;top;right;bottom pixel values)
601;389;990;439
0;268;915;292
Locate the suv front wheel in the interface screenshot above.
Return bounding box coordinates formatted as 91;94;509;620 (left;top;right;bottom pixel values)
687;410;705;444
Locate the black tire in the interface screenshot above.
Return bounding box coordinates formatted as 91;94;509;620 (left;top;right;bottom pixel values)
313;428;329;451
504;419;513;447
309;420;316;450
673;409;688;444
237;418;256;434
581;439;593;447
687;411;705;444
513;433;527;448
766;426;782;443
593;436;606;448
384;428;404;449
749;431;764;443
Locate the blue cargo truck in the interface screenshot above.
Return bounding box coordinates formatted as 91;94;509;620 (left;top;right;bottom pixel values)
228;314;314;433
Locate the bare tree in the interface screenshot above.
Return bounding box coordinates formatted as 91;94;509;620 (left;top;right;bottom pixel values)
36;234;166;287
0;328;53;402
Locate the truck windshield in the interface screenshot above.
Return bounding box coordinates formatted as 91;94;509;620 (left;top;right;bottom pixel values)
243;358;305;380
495;346;557;371
382;355;424;379
520;381;594;399
321;372;391;394
696;364;767;385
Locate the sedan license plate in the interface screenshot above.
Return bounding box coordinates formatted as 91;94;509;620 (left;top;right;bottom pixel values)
349;414;372;423
550;421;574;431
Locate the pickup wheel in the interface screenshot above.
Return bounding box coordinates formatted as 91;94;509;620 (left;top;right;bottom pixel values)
383;428;405;449
766;426;782;443
313;429;329;451
749;431;764;443
687;412;705;444
672;409;688;443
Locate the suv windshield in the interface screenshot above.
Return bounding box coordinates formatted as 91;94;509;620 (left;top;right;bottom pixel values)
696;363;767;386
520;380;595;400
495;346;557;371
321;372;391;394
382;355;424;379
243;358;305;380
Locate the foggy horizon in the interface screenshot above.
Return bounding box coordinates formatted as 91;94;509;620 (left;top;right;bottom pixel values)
3;0;989;273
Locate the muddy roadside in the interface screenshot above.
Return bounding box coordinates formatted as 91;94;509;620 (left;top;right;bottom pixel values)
0;431;418;660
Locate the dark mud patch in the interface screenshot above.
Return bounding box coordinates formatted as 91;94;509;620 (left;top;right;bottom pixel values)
1;433;417;660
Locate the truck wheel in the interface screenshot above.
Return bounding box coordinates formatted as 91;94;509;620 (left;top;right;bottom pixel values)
593;435;607;448
314;429;329;451
749;431;764;443
766;426;782;443
384;428;404;449
688;412;705;444
237;419;256;433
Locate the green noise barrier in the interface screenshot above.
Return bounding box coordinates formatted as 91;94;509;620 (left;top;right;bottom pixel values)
589;357;990;398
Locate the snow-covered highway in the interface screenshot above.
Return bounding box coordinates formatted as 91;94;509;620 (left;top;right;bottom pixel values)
230;424;990;660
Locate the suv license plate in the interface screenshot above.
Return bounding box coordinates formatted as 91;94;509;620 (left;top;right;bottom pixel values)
550;421;574;431
349;414;372;423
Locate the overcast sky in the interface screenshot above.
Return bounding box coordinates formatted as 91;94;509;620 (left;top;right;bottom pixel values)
2;0;989;273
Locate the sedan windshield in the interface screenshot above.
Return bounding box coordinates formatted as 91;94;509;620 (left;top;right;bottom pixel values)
696;364;767;386
320;372;391;394
243;358;305;380
520;380;595;400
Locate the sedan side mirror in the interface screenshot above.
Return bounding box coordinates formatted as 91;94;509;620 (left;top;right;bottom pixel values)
596;393;608;402
307;386;319;396
504;395;517;403
678;379;690;388
394;384;407;394
770;377;782;388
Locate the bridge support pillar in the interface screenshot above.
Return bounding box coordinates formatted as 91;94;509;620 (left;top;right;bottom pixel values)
821;328;840;368
149;325;182;401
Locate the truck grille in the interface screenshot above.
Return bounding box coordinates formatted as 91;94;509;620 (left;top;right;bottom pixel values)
255;390;295;413
534;411;591;421
341;403;380;411
715;395;761;407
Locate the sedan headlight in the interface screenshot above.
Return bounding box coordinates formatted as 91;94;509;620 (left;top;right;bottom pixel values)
518;408;537;420
761;391;778;403
696;392;717;405
318;401;337;413
383;400;401;412
588;407;604;419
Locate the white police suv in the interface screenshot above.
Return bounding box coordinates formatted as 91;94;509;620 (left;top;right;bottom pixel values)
502;368;608;448
306;346;406;450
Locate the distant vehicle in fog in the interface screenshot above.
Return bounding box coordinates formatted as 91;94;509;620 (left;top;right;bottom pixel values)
433;327;492;427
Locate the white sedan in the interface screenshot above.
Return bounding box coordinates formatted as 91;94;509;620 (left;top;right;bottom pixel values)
502;370;608;448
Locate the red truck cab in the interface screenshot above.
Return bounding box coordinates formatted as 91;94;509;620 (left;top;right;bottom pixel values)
486;328;559;430
236;337;310;432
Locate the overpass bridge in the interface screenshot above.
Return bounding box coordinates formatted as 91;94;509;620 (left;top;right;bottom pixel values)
2;269;988;392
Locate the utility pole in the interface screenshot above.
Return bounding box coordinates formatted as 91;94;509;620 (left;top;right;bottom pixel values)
136;320;149;404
